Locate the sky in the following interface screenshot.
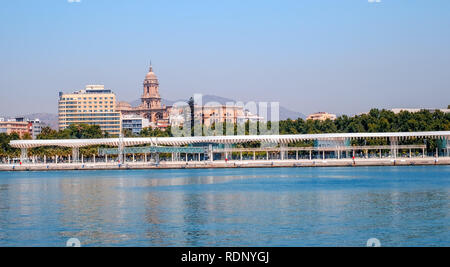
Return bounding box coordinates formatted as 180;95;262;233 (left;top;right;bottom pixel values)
0;0;449;117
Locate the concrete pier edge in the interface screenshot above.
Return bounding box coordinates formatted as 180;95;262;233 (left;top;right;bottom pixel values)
1;158;449;172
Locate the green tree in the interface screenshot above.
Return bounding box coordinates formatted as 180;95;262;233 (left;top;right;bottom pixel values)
21;132;32;140
140;127;171;137
60;124;103;139
122;128;134;137
38;126;58;139
0;133;20;157
38;124;104;140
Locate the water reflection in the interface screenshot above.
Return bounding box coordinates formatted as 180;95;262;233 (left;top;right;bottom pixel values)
0;166;448;246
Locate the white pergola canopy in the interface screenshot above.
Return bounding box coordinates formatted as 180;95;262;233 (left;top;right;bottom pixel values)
9;131;450;149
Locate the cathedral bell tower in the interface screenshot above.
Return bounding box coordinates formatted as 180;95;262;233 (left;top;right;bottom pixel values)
116;62;170;128
141;63;162;111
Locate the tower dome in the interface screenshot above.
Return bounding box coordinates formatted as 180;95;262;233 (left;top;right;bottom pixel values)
145;64;158;81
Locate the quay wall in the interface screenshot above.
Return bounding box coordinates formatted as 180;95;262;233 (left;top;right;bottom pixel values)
0;158;449;172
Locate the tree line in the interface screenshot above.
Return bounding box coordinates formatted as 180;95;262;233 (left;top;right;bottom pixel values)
0;124;105;158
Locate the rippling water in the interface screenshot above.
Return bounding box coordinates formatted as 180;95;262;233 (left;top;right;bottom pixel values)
0;166;448;247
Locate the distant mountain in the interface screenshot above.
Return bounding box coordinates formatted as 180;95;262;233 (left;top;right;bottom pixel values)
130;94;305;121
278;106;306;121
22;113;59;130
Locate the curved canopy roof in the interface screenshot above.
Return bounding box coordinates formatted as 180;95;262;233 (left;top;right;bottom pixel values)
9;131;450;149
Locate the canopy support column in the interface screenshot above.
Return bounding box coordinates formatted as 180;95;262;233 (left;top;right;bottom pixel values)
72;147;80;163
20;148;28;163
118;134;124;164
209;145;213;162
390;137;398;159
280;144;286;160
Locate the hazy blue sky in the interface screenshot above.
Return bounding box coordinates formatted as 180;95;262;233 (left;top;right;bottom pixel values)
1;0;449;117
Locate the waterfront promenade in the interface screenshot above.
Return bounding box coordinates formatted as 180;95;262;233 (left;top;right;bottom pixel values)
4;131;449;171
1;157;449;171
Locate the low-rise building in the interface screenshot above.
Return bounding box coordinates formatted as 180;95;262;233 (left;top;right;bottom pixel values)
0;118;6;134
121;115;150;135
0;118;44;139
0;118;30;137
306;112;337;121
169;104;264;128
199;105;246;127
28;119;43;139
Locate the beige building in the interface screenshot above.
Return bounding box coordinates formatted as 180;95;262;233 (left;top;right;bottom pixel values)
117;65;171;129
0;118;42;139
0;118;30;137
170;104;264;127
58;85;121;135
198;105;245;127
306;112;337;121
